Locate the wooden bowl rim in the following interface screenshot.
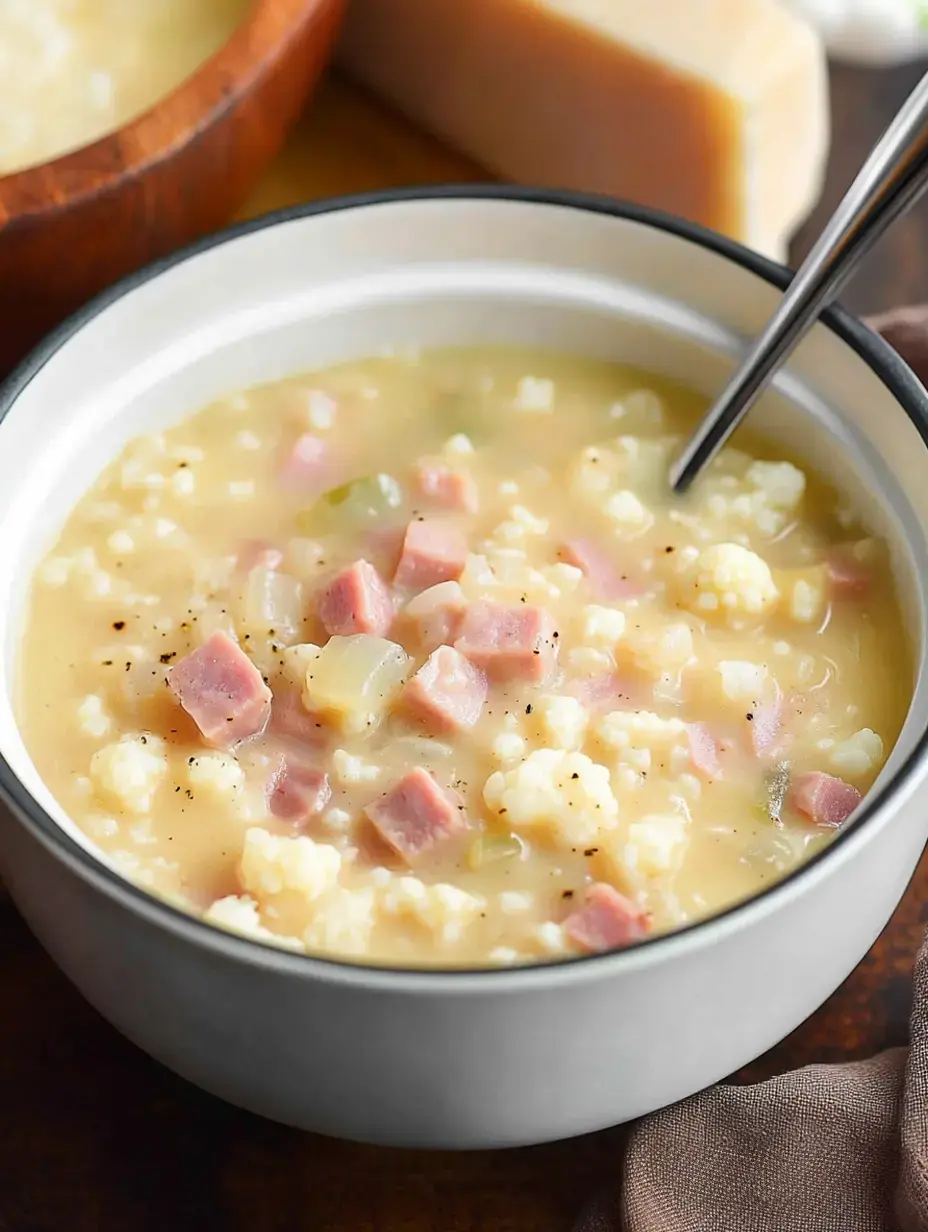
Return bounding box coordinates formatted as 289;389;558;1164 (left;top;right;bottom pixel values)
0;0;337;224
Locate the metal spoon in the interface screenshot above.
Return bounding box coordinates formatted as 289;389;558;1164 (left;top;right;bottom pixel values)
669;69;928;495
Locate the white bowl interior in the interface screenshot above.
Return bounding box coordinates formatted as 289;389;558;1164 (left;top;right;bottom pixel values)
2;195;927;877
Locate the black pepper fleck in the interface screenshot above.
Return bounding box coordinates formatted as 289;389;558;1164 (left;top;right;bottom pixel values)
113;621;125;631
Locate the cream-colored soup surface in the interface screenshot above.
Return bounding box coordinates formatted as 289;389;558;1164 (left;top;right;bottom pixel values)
0;0;250;177
18;348;909;967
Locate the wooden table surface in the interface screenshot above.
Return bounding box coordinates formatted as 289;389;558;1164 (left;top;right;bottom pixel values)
4;63;928;1231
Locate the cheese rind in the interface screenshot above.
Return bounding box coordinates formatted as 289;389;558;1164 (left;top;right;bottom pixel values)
337;0;830;261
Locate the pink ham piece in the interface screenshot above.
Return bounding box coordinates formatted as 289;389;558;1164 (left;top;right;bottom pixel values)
318;559;393;638
789;771;862;828
268;758;332;826
363;767;466;862
237;540;283;573
749;699;783;758
454;600;556;683
401;645;488;734
686;722;722;778
366;525;406;576
564;883;649;953
414;461;479;514
402;581;466;653
393;519;468;590
269;689;328;749
280;433;329;490
557;538;642;601
168;631;271;748
827;549;872;598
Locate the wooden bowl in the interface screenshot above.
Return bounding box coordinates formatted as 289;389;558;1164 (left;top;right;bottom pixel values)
0;0;346;375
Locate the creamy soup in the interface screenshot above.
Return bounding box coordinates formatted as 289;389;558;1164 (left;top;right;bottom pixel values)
18;349;910;967
0;0;250;177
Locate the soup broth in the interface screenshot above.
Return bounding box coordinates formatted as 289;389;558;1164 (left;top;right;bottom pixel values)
0;0;250;176
17;348;910;967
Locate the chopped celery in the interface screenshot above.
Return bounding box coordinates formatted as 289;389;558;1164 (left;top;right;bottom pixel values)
467;832;525;871
298;473;402;534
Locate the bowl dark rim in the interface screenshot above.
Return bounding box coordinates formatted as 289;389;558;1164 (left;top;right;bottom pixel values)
1;184;926;988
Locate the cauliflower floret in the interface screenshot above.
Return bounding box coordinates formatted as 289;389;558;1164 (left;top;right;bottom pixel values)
490;504;549;544
532;694;589;751
698;456;806;536
240;828;341;902
483;749;618;844
718;660;768;702
380;876;484;944
621;813;689;878
603;490;652;535
492;731;527;764
303;886;376;957
513;375;554;412
623;619;695;675
332;748;381;785
528;921;569;956
597;710;686;778
280;642;322;687
778;567;828;625
77;694;112;738
829;728;884;778
580;604;627;649
187;752;244;799
204;894;303;951
90;734;167;814
684;543;778;621
745;460;806;512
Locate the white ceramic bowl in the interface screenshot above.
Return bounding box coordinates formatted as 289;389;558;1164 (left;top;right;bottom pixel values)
1;189;927;1149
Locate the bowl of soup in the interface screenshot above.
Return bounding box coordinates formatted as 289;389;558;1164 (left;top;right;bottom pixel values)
0;0;345;373
0;188;926;1148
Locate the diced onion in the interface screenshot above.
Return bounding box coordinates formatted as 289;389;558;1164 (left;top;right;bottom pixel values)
240;568;302;641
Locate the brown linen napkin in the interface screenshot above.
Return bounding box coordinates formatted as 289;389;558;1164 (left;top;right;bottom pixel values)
573;306;928;1232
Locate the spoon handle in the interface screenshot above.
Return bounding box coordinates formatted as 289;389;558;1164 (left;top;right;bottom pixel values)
670;69;928;495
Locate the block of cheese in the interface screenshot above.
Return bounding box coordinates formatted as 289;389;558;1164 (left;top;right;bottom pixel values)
336;0;830;261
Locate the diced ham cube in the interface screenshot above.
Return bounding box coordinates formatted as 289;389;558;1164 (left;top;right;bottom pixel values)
318;560;394;638
268;758;332;826
749;699;782;758
402;581;466;653
366;526;406;576
237;539;283;573
168;631;271;748
414;461;479;514
281;433;329;490
394;519;468;590
789;771;862;828
363;767;466;862
454;601;556;683
269;689;327;749
557;539;642;600
686;722;722;778
564;883;649;953
401;646;488;734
